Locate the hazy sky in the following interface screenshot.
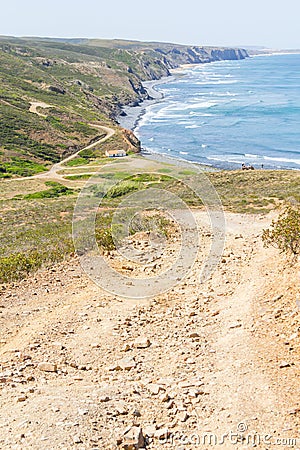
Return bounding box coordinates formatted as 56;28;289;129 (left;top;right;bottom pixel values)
1;0;299;49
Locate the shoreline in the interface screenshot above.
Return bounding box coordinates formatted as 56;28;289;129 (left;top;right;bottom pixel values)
117;55;300;172
117;76;173;132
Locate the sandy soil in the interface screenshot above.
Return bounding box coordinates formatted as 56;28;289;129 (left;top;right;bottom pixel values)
29;102;53;118
0;211;299;449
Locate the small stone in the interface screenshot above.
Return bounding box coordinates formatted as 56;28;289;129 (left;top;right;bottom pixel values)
17;396;27;402
115;402;128;415
154;428;170;440
52;342;64;350
108;363;122;371
189;332;200;338
229;322;242;329
148;384;164;395
119;358;136;371
289;333;298;341
134;337;151;349
166;400;175;409
122;343;132;352
288;408;300;415
144;425;156;438
99;395;110;402
178;411;189;422
69;362;78;369
0;377;10;383
186;358;195;365
91;343;101;349
279;361;291;368
123;426;145;449
38;362;57;373
159;392;169;402
73;435;82;444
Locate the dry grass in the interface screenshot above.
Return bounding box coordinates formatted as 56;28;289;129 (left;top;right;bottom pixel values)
1;160;299;283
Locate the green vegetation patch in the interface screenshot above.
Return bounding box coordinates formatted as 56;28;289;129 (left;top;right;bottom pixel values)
0;195;75;283
22;181;75;199
262;206;300;259
0;157;47;177
208;170;300;213
64;173;92;180
64;157;90;167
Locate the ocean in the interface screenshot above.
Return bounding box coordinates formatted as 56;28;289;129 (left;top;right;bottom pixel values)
134;53;300;170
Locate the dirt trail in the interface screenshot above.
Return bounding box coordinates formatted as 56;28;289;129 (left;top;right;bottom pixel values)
11;101;116;182
29;102;53;118
6;123;115;182
39;124;115;181
0;212;299;449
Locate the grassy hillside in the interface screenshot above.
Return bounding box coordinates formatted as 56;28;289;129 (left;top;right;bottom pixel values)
0;155;299;284
0;39;155;175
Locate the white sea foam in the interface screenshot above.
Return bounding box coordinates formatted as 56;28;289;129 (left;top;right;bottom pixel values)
137;55;300;170
263;155;300;165
207;153;300;166
209;91;238;97
166;100;218;112
195;80;238;85
180;151;189;155
188;112;213;117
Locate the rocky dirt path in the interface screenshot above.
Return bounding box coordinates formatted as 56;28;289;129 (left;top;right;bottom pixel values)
10;103;116;182
39;124;115;181
0;212;299;449
29;102;53;118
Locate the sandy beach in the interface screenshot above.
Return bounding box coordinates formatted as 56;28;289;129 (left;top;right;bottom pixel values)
117;77;175;131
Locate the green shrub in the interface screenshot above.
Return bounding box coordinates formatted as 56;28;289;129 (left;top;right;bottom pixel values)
0;251;43;282
95;212;116;251
262;206;300;259
0;241;74;283
3;158;47;176
106;181;140;198
23;182;74;199
64;157;89;167
65;173;92;180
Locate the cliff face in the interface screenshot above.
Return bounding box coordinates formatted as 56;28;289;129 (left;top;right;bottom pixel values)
116;45;249;113
150;46;248;68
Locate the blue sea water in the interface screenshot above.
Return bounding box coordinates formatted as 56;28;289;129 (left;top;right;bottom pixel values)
135;53;300;170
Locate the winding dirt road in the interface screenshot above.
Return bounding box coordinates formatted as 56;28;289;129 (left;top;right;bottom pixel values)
12;102;116;181
39;124;115;181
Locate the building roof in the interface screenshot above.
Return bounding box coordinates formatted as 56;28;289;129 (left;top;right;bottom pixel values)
105;149;126;155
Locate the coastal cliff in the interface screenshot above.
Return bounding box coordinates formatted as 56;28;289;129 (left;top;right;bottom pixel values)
0;36;248;168
103;42;249;116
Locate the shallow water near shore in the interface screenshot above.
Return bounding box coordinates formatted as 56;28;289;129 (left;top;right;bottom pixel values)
134;54;300;170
